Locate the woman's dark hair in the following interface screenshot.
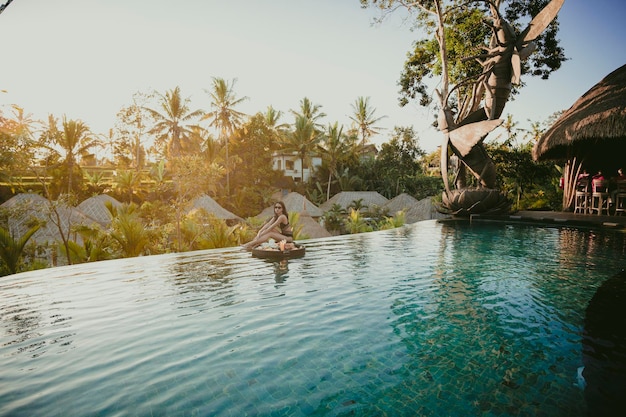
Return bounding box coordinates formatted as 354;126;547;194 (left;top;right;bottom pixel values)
273;201;288;220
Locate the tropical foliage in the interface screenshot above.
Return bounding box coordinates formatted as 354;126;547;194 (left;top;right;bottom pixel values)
0;224;40;275
350;96;386;153
144;86;204;160
108;203;152;258
203;77;248;196
345;208;373;234
0;0;568;274
360;0;566;111
38;116;100;197
63;224;113;264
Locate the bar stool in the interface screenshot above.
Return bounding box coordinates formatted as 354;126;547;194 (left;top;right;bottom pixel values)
614;180;626;215
574;190;590;214
574;177;591;214
615;193;626;215
590;179;609;215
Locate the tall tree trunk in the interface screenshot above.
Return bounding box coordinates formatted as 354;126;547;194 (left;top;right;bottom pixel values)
327;171;332;201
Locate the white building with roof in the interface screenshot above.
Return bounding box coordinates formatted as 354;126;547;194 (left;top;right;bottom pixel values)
272;152;322;183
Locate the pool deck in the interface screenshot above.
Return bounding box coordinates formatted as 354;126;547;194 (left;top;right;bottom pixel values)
448;210;626;231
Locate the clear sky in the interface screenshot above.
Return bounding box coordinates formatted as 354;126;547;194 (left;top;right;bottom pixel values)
1;0;625;153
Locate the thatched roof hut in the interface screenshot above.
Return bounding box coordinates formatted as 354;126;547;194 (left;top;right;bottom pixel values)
533;63;626;170
1;192;48;210
77;194;122;226
405;197;450;223
383;193;449;223
319;191;388;212
383;193;419;215
297;213;332;239
532;64;626;210
188;194;242;222
1;193;92;245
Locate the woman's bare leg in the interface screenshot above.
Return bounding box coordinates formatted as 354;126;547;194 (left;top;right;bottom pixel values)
242;232;292;250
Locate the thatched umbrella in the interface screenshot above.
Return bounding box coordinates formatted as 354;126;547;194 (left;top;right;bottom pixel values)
532;64;626;210
77;194;122;226
188;194;242;222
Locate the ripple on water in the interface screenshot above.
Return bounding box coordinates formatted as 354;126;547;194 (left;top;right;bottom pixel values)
1;221;625;416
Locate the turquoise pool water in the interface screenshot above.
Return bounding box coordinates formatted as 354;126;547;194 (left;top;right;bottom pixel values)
1;220;625;416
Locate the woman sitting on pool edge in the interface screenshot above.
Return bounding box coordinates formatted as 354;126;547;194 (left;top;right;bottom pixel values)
242;201;293;250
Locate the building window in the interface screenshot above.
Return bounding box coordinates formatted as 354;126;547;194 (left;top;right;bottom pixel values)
286;160;294;171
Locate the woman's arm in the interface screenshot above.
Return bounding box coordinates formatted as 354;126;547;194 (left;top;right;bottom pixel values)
257;217;274;233
256;215;283;236
265;215;287;232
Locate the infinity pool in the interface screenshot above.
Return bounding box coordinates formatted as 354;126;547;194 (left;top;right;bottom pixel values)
1;220;625;416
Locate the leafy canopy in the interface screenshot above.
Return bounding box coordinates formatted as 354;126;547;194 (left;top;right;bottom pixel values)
361;0;566;110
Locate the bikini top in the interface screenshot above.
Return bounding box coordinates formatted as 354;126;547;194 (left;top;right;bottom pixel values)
279;219;291;233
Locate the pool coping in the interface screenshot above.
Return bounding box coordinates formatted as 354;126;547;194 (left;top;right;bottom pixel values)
438;211;626;231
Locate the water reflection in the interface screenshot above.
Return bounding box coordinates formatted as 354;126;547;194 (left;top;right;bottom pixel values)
347;235;372;277
559;228;626;271
273;259;289;283
0;282;76;359
167;252;237;313
1;295;45;356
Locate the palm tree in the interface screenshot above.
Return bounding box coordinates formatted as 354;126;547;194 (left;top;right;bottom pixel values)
107;203;150;258
349;96;386;155
203;77;248;196
144;86;203;160
263;105;289;148
114;169;142;202
0;224;40;275
290;97;326;130
201;134;226;166
84;170;107;195
283;115;322;183
65;224;112;263
41;116;99;195
320;122;350;201
348;198;368;212
8;104;35;140
283;98;326;185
